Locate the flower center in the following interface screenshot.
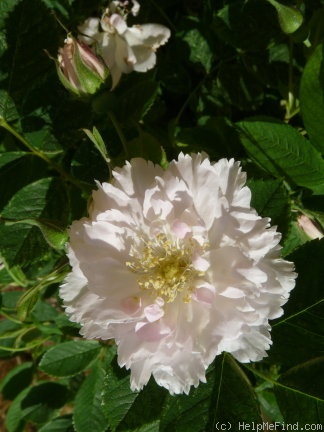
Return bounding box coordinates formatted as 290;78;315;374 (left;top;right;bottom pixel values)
126;233;203;303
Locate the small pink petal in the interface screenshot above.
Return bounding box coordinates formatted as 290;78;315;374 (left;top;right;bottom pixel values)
192;255;209;272
194;287;215;305
219;286;244;298
144;304;164;322
171;220;191;239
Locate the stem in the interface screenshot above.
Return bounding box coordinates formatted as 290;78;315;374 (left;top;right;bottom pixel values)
244;363;324;403
174;78;205;126
0;338;49;352
147;0;176;31
243;364;278;387
108;111;129;157
0;119;85;190
0;310;22;324
284;38;299;122
173;60;226;126
0;119;50;163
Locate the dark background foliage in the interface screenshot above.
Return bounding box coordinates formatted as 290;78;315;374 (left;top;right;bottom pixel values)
1;0;324;430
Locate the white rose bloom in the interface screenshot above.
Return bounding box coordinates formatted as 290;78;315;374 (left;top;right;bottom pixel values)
78;1;171;88
60;153;296;395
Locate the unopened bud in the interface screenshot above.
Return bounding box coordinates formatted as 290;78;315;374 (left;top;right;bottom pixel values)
297;214;323;240
56;35;109;96
267;0;303;34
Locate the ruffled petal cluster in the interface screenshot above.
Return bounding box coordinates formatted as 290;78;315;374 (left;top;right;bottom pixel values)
78;1;170;88
60;153;296;394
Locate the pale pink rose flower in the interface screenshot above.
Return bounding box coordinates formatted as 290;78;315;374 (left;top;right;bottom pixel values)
60;153;296;394
78;0;170;88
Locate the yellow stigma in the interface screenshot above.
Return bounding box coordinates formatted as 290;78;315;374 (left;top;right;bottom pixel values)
126;233;203;303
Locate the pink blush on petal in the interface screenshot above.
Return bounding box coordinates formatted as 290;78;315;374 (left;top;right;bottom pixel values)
171;220;191;239
135;321;170;342
121;296;141;315
194;287;215;305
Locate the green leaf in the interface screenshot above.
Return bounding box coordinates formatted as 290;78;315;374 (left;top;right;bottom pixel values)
237;118;324;194
175;117;242;159
0;223;47;280
24;127;63;156
1;0;61;115
39;416;74;432
5;382;68;431
101;358;139;431
0;90;19;122
178;17;213;73
54;314;81;336
160;354;262;432
19;382;68;425
300;43;324;154
119;77;159;122
131;421;160;432
128;130;163;164
39;340;101;377
0;177;69;274
214;0;277;51
1;177;68;221
83;126;111;165
0;289;22;310
217;62;264;111
5;386;30;432
275;357;324;424
269;239;324;368
93;75;159;122
119;378;167;431
3;218;68;250
281;220;310;256
206;354;262;424
73;366;107;432
0;0;23;56
0;361;33;400
279;357;324;400
0;152;48;211
31;300;60;323
248;179;289;237
0;0;23;28
256;386;284;423
71;140;110;187
40;0;72;17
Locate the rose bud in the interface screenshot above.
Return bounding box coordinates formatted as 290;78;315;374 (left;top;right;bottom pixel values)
56;34;108;96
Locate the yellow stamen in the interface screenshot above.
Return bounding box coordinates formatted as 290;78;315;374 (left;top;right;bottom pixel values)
126;233;204;303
